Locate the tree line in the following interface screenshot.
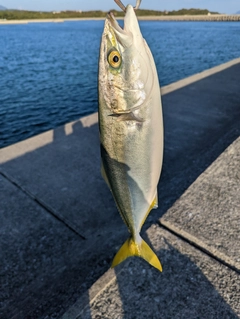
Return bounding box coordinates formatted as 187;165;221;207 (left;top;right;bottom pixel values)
0;8;219;20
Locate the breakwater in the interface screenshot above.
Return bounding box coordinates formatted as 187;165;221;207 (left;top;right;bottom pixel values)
0;15;240;24
138;15;240;21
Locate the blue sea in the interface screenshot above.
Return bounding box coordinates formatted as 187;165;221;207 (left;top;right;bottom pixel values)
0;21;239;148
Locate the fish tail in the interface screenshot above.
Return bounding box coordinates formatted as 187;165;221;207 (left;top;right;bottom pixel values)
111;236;162;272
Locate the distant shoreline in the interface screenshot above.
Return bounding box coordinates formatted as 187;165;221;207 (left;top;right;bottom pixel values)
0;15;240;24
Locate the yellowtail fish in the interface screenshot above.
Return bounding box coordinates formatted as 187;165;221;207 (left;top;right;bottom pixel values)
98;0;164;271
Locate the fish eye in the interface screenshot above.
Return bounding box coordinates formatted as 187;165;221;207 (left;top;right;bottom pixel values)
107;50;122;69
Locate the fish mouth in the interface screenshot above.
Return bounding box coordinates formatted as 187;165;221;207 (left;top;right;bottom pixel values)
107;4;137;35
107;11;125;34
106;5;141;47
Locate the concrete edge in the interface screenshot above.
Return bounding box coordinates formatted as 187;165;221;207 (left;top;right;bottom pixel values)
159;220;240;273
160;57;240;95
62;262;130;319
0;113;98;163
159;136;240;274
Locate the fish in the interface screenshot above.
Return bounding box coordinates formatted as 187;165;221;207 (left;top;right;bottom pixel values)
98;1;164;272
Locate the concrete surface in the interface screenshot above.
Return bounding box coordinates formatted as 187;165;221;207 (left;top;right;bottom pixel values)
160;58;240;96
63;226;240;319
0;172;125;319
0;113;112;239
0;174;84;318
160;137;240;272
1;59;240;318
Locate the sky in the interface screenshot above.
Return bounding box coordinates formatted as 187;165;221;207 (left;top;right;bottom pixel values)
1;0;239;14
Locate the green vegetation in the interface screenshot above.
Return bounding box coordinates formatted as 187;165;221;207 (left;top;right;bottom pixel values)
0;8;219;20
137;8;219;16
168;8;219;15
0;10;106;20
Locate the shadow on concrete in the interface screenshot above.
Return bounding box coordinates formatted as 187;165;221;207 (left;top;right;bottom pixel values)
115;240;239;319
1;63;240;318
81;231;239;318
149;62;240;230
0;118;127;319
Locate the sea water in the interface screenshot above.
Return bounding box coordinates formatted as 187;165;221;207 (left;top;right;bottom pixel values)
0;21;239;148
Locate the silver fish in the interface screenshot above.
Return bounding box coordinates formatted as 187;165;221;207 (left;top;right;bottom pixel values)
98;1;163;271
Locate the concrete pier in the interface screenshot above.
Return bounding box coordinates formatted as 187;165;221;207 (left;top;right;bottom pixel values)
1;58;240;318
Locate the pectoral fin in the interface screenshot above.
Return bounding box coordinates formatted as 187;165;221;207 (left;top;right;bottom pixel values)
117;112;144;122
109;112;144;122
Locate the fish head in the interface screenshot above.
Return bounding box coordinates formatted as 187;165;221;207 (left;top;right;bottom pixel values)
99;5;155;115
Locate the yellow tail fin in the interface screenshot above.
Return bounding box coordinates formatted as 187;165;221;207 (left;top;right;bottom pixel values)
111;237;162;272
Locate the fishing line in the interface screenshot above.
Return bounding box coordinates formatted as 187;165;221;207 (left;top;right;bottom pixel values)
114;0;142;12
